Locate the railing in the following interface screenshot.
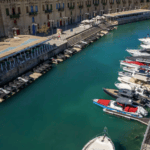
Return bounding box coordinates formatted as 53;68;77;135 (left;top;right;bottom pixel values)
10;14;20;19
86;4;91;7
101;0;107;5
116;0;121;4
94;3;99;6
68;6;75;10
29;12;38;16
78;5;83;9
45;9;52;13
58;7;64;11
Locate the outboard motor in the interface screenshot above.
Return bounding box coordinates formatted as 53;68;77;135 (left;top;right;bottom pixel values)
138;106;148;117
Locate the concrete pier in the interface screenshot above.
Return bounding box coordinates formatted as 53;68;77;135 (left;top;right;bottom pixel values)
141;121;150;150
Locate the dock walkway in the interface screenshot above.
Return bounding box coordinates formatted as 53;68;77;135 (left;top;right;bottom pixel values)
104;109;150;125
141;121;150;150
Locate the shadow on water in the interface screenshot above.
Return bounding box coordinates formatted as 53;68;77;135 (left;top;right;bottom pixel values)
114;142;127;150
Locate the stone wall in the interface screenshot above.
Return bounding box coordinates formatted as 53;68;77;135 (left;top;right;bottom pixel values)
0;0;149;37
0;8;5;37
0;42;67;86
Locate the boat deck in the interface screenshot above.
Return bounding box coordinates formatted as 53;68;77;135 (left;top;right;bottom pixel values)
103;88;144;106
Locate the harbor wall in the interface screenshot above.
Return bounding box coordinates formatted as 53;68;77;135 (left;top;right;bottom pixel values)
118;15;150;25
0;43;67;85
0;8;5;38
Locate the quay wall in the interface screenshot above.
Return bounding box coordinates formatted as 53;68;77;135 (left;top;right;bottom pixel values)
0;43;67;85
0;8;5;37
118;15;150;25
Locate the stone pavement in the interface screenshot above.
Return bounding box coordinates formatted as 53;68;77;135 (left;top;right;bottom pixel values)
47;24;92;46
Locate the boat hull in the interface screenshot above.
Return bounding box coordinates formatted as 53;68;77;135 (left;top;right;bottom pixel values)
93;101;143;118
103;88;119;99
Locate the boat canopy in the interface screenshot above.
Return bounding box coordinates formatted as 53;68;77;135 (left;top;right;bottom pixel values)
118;89;133;97
116;97;133;105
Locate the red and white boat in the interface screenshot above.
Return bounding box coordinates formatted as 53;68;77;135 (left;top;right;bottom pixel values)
120;60;149;68
93;98;148;118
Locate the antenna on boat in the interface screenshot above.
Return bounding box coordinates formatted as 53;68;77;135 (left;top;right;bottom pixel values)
101;134;106;142
101;127;108;142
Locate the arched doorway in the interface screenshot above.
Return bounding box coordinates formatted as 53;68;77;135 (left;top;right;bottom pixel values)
32;24;35;35
47;22;50;28
80;15;81;21
60;19;62;26
71;17;72;24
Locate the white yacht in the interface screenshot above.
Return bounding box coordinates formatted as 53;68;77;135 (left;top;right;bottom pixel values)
120;60;146;68
82;128;115;150
141;44;150;49
126;49;150;56
139;37;150;43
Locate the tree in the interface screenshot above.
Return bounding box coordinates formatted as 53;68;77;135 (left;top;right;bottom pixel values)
37;25;49;35
141;5;149;9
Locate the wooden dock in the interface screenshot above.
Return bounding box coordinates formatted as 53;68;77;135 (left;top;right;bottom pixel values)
103;108;150;126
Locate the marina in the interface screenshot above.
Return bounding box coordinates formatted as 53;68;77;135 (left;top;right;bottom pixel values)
0;20;150;150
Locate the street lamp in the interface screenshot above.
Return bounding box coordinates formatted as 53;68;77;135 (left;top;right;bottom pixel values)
12;27;19;36
49;20;54;35
63;17;68;31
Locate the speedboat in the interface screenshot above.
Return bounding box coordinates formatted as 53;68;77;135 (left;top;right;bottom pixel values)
82;127;115;150
126;49;150;56
103;88;150;107
93;98;148;118
120;60;148;68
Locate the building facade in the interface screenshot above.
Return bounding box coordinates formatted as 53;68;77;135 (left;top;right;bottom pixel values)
0;0;149;37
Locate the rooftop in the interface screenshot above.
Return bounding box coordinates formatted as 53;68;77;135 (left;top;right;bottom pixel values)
0;35;49;59
104;9;150;17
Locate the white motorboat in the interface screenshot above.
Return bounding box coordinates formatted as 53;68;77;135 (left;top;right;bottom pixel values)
141;44;150;49
93;98;148;118
122;66;138;73
139;37;150;43
118;76;150;90
115;82;134;90
82;128;115;150
126;49;150;56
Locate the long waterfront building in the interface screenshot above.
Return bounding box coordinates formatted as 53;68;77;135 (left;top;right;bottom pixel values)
0;0;150;37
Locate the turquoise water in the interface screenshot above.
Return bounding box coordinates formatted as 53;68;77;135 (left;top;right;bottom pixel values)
0;20;150;150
